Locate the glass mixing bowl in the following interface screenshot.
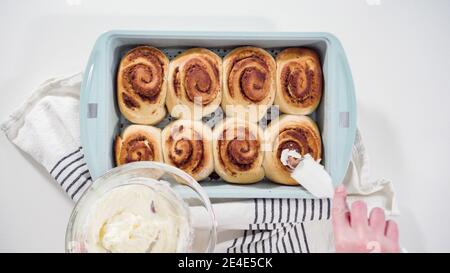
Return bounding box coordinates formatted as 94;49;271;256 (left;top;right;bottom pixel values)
65;161;217;253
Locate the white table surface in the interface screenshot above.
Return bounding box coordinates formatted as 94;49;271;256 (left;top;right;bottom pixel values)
1;0;449;252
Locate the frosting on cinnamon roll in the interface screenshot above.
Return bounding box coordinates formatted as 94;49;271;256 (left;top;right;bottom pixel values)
212;118;264;184
263;115;322;185
115;125;163;166
118;46;169;125
162;120;213;181
275;48;323;115
167;48;222;120
222;47;276;121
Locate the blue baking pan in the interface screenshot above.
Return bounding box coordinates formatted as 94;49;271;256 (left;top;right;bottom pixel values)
80;30;357;199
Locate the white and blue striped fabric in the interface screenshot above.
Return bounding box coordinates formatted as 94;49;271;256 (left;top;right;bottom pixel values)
226;198;331;253
1;73;93;202
49;146;92;200
202;198;333;253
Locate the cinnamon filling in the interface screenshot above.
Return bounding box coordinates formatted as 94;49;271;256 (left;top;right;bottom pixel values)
276;127;321;171
121;47;165;104
227;139;259;171
175;57;220;106
123;63;162;102
167;128;205;174
127;47;162;62
280;59;322;106
228;54;271;102
120;135;155;164
218;127;260;173
173;67;181;96
122;92;139;109
239;67;266;102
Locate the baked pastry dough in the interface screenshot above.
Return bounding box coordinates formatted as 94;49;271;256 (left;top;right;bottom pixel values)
222;47;276;122
275;48;323;115
161;119;214;181
117;46;169;125
212;117;264;184
263;115;322;185
167;48;222;120
115;125;163;166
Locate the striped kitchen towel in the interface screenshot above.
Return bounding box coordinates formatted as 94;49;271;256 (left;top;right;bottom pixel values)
1;73;92;201
1;73;398;252
191;198;335;253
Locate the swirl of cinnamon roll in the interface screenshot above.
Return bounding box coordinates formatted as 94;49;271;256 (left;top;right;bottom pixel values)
263;115;322;185
167;48;222;120
212;118;264;184
161;120;213;181
114;125;163;166
117;46;169;125
222;47;276;122
275;48;323;115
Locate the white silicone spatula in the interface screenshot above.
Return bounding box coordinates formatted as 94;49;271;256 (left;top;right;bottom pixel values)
280;150;334;198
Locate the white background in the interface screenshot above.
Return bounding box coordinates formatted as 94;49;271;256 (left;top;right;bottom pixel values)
0;0;449;252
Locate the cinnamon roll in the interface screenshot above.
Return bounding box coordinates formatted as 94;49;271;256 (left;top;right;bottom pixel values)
212;118;264;184
275;48;323;115
117;46;169;125
222;47;276;122
114;125;163;166
167;48;222;120
161;119;214;181
263;115;322;186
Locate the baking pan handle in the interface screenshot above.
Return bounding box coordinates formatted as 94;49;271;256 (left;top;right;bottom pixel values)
332;44;357;185
80;46;106;180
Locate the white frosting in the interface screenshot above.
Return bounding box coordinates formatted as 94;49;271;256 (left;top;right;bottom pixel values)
100;212;160;253
281;149;334;198
280;149;302;168
84;182;192;253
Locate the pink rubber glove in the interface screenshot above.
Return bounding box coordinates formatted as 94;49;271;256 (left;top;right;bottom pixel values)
332;185;400;253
